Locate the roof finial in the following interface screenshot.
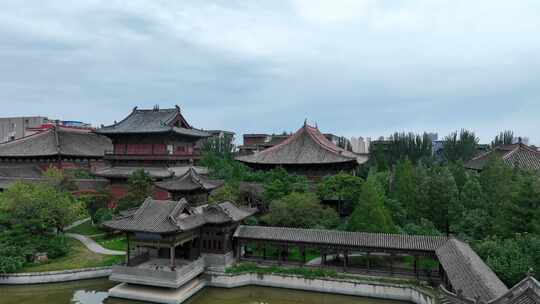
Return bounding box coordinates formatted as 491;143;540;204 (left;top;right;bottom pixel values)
132;106;138;112
175;104;181;112
304;118;307;126
153;104;160;111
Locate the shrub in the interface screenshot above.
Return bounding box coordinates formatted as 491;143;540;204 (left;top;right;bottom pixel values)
94;208;113;224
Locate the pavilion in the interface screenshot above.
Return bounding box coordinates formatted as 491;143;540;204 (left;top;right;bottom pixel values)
154;167;224;204
103;198;256;288
236;121;367;179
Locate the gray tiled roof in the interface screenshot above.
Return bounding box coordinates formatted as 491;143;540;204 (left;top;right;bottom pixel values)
104;198;256;234
236;123;361;165
436;238;508;301
96;107;210;137
155;167;224;192
0;127;111;158
93;166;174;179
465;144;540;171
233;225;448;252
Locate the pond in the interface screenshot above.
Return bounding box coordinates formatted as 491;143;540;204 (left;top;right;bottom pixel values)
0;279;409;304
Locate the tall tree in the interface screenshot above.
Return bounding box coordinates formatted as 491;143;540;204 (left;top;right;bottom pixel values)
348;174;396;233
317;173;364;215
491;130;514;148
507;172;540;234
479;156;516;236
369;132;433;169
442;129;479;162
426;166;461;234
391;158;415;224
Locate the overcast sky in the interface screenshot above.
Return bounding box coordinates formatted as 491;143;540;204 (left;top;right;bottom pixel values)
1;1;539;144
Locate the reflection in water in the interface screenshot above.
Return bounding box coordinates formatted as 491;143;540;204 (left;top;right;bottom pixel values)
72;290;109;304
0;279;407;304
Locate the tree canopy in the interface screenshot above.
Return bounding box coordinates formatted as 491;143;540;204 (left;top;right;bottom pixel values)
262;192;339;229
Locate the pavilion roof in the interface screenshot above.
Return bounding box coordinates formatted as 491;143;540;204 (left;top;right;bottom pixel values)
236;122;362;165
233;225;448;252
0;126;111;158
234;225;512;302
104;198;256;234
465;143;540;171
436;238;508;301
96;106;210;138
154;167;224;192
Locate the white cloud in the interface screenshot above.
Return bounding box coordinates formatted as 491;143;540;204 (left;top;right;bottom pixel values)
0;1;539;144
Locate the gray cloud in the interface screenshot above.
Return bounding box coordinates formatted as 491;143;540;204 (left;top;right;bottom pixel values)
0;0;539;144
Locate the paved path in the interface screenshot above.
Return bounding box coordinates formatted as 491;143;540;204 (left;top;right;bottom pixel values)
65;217;91;231
66;233;125;256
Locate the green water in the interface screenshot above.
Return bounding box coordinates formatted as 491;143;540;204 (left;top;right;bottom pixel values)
0;279;408;304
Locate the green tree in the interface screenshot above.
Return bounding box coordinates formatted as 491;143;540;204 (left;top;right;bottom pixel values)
442;129;479;162
263;168;309;202
491;130;514;148
117;169;153;210
426;166;461;234
401;218;442;236
391;158;415;223
209;182;240;203
317;173;363;215
507;172;540;234
479;156;516;236
0;181;85;234
262;192;339;229
200;133;235;157
448;161;469;192
348;175;396;233
368;132;433;169
474;234;540;286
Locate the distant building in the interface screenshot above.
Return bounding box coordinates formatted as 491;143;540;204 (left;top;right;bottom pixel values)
238;133;290;156
350;136;372;154
236;122;366;179
0;116;94;143
0;116;48;142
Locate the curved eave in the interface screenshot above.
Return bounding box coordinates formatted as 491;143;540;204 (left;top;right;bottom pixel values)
235;157;359;165
96;129;210;138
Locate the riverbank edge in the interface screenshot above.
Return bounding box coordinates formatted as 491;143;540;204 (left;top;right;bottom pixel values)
0;267;112;284
108;270;438;304
205;271;438;304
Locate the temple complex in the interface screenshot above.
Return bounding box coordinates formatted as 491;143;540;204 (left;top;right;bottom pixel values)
236;122;367;179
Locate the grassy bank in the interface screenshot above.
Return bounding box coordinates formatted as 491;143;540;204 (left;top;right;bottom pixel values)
18;239;124;273
65;221;102;236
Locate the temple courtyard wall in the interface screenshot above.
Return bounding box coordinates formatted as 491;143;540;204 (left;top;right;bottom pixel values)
108;270;437;304
0;267;112;284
